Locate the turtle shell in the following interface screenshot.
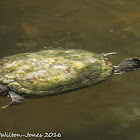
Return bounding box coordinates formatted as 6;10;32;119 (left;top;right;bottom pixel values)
0;48;113;96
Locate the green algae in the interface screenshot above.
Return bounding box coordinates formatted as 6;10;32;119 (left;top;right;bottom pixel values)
0;48;113;96
122;26;134;32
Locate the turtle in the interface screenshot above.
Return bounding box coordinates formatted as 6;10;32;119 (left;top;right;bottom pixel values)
0;47;140;108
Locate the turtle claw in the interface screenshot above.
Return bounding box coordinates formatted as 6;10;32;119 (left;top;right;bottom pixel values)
1;104;9;109
1;101;16;109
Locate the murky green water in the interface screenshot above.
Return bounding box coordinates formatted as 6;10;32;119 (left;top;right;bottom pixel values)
0;0;140;140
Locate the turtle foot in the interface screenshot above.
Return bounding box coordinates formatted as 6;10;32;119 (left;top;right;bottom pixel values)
1;91;24;109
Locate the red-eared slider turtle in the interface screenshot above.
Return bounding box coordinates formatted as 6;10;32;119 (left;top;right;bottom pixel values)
0;47;140;108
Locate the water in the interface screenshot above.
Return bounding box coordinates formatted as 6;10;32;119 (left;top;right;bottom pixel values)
0;0;140;140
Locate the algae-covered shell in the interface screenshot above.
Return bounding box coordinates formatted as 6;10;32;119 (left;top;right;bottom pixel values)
0;48;113;96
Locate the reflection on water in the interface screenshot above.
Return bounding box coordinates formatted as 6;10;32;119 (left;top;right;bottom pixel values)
0;0;140;140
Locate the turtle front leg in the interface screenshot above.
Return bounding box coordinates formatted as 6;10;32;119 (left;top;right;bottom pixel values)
101;52;118;57
1;91;24;109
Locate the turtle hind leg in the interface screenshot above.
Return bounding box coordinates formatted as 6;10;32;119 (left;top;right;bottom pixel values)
0;85;10;96
1;91;24;109
101;52;118;57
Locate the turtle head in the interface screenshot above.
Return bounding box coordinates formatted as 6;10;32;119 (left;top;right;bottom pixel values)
0;85;9;96
114;58;140;74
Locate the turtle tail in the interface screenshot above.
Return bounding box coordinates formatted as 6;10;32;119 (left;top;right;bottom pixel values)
114;58;140;74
